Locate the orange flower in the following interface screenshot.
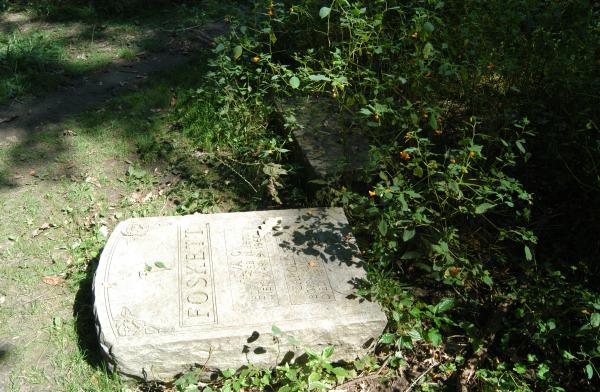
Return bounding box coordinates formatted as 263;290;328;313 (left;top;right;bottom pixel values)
469;151;476;158
400;151;411;161
252;56;260;63
411;32;418;39
368;190;376;197
434;129;442;136
267;8;274;17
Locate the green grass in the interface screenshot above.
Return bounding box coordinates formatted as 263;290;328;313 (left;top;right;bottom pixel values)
0;1;226;103
0;52;236;390
0;2;301;390
0;37;296;387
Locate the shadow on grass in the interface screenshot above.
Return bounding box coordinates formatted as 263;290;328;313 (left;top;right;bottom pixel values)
1;40;305;388
0;19;165;104
0;17;228;189
0;345;9;362
58;55;221;376
73;252;105;369
0;1;230;105
0;168;16;188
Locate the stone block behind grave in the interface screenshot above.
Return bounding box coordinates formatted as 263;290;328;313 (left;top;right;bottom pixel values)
93;208;386;381
281;97;370;181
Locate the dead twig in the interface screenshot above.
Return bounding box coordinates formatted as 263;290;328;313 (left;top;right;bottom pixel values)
335;373;386;390
406;361;439;392
332;354;394;390
160;24;205;33
216;156;258;193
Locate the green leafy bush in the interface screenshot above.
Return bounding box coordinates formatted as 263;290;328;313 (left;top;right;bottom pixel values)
175;0;599;389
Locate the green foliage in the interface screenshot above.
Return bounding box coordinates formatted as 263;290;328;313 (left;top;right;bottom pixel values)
0;31;64;101
174;339;359;392
169;0;600;389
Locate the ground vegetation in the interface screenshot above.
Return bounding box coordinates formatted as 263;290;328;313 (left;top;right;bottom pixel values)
0;0;598;391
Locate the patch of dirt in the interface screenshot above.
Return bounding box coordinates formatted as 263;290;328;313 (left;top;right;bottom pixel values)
0;20;228;142
0;12;33;32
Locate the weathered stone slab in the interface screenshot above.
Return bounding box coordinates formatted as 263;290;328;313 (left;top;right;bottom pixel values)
281;97;370;180
93;208;386;381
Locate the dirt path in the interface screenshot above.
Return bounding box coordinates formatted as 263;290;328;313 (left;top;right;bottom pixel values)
0;21;226;142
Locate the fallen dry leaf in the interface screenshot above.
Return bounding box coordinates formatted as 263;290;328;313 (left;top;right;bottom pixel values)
142;192;153;203
42;276;65;286
84;176;101;188
32;222;57;237
29;169;36;176
129;191;153;204
129;192;143;203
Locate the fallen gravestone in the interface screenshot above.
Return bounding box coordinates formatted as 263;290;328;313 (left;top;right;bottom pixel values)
280;97;370;181
93;208;386;381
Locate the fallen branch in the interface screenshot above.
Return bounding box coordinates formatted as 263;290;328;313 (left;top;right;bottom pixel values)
160;24;205;33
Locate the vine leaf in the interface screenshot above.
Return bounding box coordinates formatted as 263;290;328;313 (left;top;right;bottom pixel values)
289;76;300;89
233;45;243;60
319;7;331;19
